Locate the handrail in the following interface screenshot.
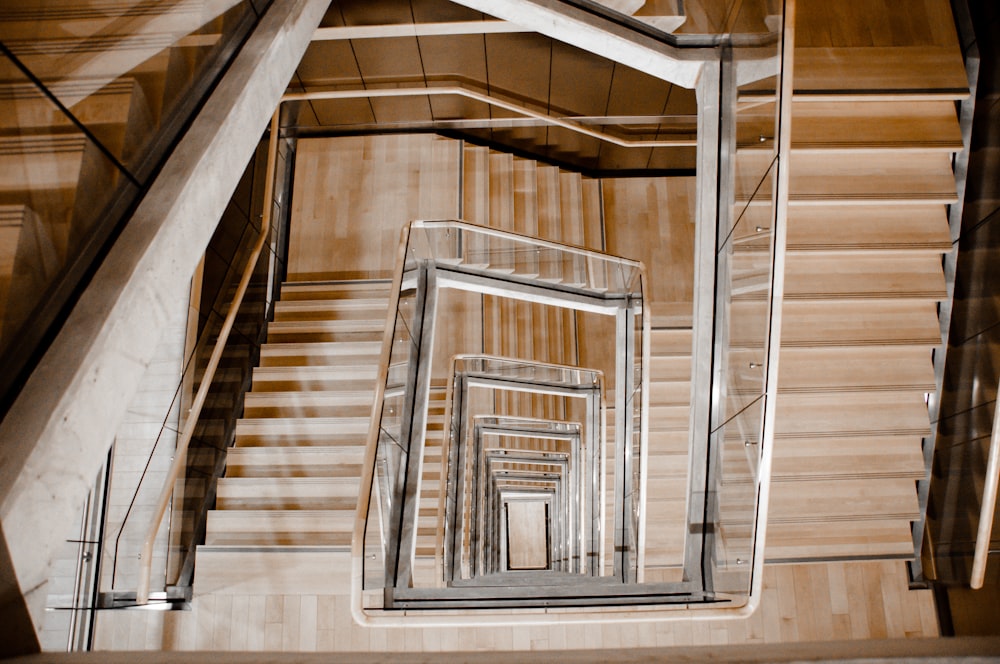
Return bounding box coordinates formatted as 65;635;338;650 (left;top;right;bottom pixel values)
134;108;282;605
281;86;695;149
553;0;779;47
971;381;1000;589
351;222;413;620
741;0;794;619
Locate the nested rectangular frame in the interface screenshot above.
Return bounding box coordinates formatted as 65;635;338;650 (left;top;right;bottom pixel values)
365;220;648;610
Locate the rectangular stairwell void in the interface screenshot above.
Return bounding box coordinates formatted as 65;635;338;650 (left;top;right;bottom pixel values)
353;219;774;619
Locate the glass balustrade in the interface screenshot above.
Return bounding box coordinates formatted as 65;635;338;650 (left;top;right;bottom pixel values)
102;130;292;607
0;0;272;417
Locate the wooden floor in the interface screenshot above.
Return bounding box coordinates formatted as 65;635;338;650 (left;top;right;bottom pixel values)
92;559;938;650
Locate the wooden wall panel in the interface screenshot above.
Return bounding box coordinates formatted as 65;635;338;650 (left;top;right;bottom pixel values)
602;177;696;315
287;135;460;280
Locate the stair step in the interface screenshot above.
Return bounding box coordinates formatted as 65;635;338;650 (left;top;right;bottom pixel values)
646;431;689;456
0;134;92;192
768;478;920;523
462;144;490;225
733;300;941;348
194;549;351;595
647;405;689;432
775;254;946;302
205;510;353;546
216;477;359;510
764;519;915;562
279;281;391;300
0;205;58;335
251;365;377;391
770;435;925;481
791;47;968;100
650;354;692;382
738;99;963;152
774;392;930;439
734;204;951;255
225;446;364;478
242;391;375;418
581;178;604;251
650;328;693;355
646;451;688;478
266;319;384;343
736;151;958;206
648;380;691;407
273;298;388;321
258;340;382;366
536;165;561;244
559;171;585;247
777;346;934;394
0;78;153;156
234;417;370;446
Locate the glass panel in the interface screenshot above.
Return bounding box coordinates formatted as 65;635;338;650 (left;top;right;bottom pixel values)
104;130;279;597
710;395;764;595
0;51;137;355
701;1;784;606
411;220;642;299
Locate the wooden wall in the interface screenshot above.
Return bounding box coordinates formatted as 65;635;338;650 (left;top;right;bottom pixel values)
287;134;461;281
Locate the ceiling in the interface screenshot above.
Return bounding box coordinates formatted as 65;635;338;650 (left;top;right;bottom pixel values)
283;0;699;173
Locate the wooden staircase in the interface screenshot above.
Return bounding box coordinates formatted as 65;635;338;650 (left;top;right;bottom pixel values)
733;42;966;561
193;138;698;591
197;281;386;577
191;36;967;585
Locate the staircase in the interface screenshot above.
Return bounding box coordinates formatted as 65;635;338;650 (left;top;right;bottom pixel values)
195;138;697;592
197;281;386;580
193;41;968;587
734;43;966;561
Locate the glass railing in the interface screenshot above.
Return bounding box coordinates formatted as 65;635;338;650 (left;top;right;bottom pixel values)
928;385;1000;586
0;0;272;417
698;0;788;603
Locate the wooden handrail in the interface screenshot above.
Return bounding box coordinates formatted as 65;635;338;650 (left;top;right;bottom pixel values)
134;108;281;604
971;380;1000;589
281;85;695;149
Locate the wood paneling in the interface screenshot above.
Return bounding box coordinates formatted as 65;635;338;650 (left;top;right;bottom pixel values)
602;177;696;311
287;135;460;280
